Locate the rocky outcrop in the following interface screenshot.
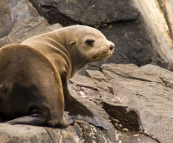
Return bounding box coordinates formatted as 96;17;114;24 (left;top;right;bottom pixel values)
0;0;39;39
0;16;62;47
29;0;139;25
69;63;173;143
1;63;167;143
100;64;173;143
133;0;173;70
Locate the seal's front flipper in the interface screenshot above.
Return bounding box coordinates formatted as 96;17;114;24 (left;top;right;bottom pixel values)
5;116;45;126
5;115;71;128
63;111;74;126
71;111;111;129
63;81;111;129
65;98;111;129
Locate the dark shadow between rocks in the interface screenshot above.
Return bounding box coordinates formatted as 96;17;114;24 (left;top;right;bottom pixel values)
102;102;143;133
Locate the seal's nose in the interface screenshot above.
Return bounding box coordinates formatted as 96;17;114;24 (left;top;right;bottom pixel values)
110;44;115;51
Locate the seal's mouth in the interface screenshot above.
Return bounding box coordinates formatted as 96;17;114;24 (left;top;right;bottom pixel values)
92;46;114;61
92;53;112;61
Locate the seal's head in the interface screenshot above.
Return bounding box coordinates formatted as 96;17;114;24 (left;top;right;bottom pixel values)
67;25;115;62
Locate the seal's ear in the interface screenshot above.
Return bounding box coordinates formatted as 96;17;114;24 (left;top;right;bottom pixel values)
69;40;76;45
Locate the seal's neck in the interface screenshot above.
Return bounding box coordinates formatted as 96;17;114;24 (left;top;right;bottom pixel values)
71;52;89;77
54;29;89;78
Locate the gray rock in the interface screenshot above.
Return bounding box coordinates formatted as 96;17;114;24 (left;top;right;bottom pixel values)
0;0;39;39
29;0;139;25
0;123;115;143
101;64;173;143
1;16;63;46
99;17;154;67
101;64;161;83
141;64;173;89
70;65;160;143
0;1;14;39
0;124;51;143
8;0;39;23
141;64;173;85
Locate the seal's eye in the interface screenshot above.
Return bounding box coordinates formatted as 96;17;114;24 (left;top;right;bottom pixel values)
85;39;95;46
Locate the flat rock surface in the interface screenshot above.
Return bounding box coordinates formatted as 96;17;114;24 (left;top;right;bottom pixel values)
101;64;173;143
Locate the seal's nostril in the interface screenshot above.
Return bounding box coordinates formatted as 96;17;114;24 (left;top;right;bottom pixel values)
110;44;115;51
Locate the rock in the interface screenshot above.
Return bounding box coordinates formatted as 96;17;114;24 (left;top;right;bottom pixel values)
86;70;113;94
102;102;142;132
0;1;14;39
0;0;39;39
0;16;63;46
28;0;76;26
141;64;173;81
101;64;161;83
0;123;114;143
70;66;160;143
29;0;139;26
8;0;39;23
141;64;173;89
99;17;154;66
0;36;8;48
101;63;173;143
133;0;173;70
120;133;159;143
0;124;51;143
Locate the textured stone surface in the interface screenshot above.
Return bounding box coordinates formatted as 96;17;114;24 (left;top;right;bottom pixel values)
0;123;115;143
70;66;161;143
0;124;52;143
0;0;39;39
8;0;39;23
0;1;14;39
101;64;173;143
29;0;139;25
0;16;62;47
99;18;154;66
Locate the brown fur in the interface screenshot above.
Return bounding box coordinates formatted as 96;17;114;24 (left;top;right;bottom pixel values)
0;25;114;129
0;44;68;127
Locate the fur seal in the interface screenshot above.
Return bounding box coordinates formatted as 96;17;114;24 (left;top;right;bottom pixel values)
0;25;115;129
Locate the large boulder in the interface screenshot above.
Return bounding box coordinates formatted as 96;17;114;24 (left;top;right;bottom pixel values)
29;0;138;25
71;63;173;143
100;64;173;143
0;16;62;47
0;0;39;39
